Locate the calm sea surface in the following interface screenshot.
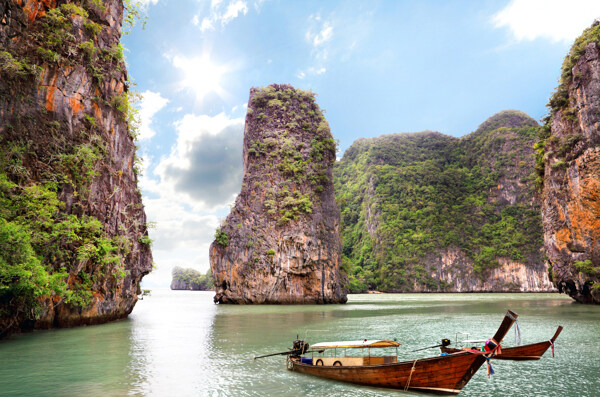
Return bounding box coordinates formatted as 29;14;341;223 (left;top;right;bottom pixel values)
0;291;598;396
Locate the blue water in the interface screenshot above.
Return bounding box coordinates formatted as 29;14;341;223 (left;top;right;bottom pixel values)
0;291;598;396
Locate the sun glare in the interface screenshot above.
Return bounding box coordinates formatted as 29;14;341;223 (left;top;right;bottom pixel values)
173;54;227;103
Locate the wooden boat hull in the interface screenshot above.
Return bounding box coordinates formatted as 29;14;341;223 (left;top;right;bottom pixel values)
286;310;518;394
288;351;485;394
441;326;563;361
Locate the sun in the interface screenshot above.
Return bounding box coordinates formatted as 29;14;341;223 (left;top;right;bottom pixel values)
172;53;228;103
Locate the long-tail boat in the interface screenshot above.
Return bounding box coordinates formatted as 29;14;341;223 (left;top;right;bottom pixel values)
440;325;563;361
280;310;518;395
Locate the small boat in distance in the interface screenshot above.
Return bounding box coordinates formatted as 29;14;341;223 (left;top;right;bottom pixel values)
283;310;518;395
440;326;563;361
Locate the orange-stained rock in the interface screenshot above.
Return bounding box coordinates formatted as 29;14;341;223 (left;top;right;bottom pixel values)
555;228;571;251
45;70;58;112
92;100;102;120
541;22;600;304
22;0;55;22
68;96;84;115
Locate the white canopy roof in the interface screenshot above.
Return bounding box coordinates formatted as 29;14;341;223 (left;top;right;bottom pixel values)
311;340;400;349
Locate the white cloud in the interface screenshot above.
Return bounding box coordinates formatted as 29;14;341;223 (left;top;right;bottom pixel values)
144;198;220;252
147;112;244;211
493;0;600;43
140;196;219;288
299;15;334;78
200;18;214;31
306;17;334;47
135;0;159;6
222;0;248;25
253;0;269;11
312;23;333;46
194;0;249;32
138;90;169;141
296;66;326;79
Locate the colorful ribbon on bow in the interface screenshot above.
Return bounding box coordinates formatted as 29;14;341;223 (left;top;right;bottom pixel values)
485;356;495;376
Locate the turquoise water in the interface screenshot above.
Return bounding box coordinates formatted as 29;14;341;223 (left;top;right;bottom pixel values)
0;291;598;396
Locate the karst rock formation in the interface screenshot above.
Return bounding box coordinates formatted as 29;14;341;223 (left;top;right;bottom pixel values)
209;84;347;304
0;0;152;336
541;21;600;303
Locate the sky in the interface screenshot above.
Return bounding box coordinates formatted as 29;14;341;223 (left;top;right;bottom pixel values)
122;0;600;288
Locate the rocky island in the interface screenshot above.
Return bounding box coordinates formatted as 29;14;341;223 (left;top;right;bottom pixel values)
0;0;152;337
335;110;553;293
171;267;213;291
209;84;347;304
539;21;600;304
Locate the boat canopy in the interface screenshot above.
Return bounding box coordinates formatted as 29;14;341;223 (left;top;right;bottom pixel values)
311;340;401;349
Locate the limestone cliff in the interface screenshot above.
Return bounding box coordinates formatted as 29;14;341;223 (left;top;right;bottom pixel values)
209;84;347;304
336;111;554;292
539;21;600;303
0;0;152;336
417;249;552;292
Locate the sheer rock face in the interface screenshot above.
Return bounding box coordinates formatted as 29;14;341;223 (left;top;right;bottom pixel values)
210;84;347;304
542;34;600;303
0;0;152;332
419;249;553;292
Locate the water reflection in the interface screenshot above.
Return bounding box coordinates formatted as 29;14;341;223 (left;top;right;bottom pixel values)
0;316;134;396
126;290;217;395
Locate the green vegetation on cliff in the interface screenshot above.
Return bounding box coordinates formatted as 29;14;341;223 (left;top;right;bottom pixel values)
548;22;600;115
335;111;544;292
535;22;600;187
0;168;129;320
245;85;336;227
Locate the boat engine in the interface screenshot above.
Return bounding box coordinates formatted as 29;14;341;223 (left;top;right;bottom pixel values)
441;338;451;347
292;339;309;356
